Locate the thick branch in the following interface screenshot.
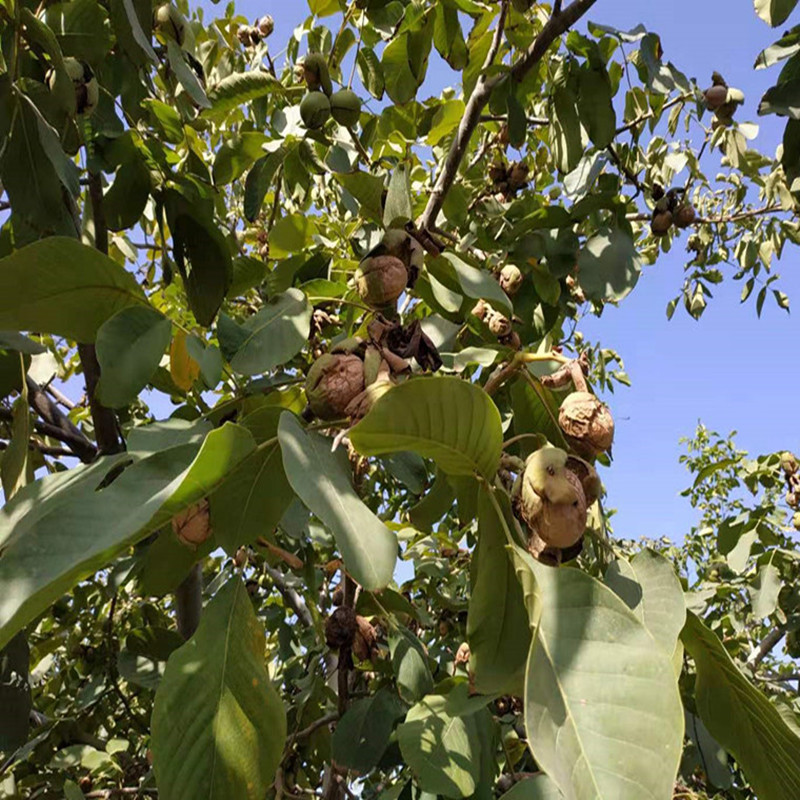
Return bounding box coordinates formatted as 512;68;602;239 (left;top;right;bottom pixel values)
81;173;123;456
749;624;788;669
418;0;599;230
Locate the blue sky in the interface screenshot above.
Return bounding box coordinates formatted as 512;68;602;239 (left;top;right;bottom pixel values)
215;1;798;542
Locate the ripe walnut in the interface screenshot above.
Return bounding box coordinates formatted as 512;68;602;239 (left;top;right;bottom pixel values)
558;391;614;458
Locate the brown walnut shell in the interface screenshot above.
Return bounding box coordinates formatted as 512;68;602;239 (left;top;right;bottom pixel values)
559;391;614;458
352;615;378;662
355;254;408;308
325;606;357;650
305;353;365;420
172;499;211;548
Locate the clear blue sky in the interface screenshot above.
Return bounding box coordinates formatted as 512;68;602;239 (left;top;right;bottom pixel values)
217;1;797;542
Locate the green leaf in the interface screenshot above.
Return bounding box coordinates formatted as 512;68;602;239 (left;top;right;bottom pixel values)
269;214;317;257
0;633;31;752
432;251;513;315
397;691;483;798
278;413;397;590
604;549;686;655
467;488;530;695
243;148;286;223
205;71;283;118
408;469;456;531
433;2;468;69
384;164;413;228
169;208;232;327
0;424;254;651
390;628;434;703
509;373;568;455
682;612;800;800
1;391;30;502
104;155;152;232
210;402;293;554
95;306;173;408
0;237;147;341
357;48;385;100
500;774;562;800
151;577;286;800
759;77;800;117
751;563;782;618
577;227;642;303
551;82;584;174
221;289;311;376
332;688;406;772
213;133;269;187
166;40;211;109
45;0;113;65
382;18;433;105
335;170;385;224
350;377;503;479
578;65;616;148
755;0;800;27
118;0;158;64
515;549;684;800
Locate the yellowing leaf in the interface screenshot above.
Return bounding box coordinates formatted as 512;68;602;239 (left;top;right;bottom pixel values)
170;330;201;391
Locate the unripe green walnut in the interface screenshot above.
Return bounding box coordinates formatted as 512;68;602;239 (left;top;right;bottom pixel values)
558;391;614;459
300;92;331;129
305;353;365;420
154;3;186;45
302;53;332;96
49;57;98;116
330;89;362;127
355;254;408;308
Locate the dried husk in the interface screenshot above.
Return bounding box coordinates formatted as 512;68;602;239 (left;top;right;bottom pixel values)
559;391;614;458
306;353;365;420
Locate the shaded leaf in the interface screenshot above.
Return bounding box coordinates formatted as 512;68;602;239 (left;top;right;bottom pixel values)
206;70;283;118
152;577;286;799
577;227;641;303
278;413;396;590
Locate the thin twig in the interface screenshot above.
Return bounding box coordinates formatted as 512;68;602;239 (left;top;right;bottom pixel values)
44;383;76;409
419;0;599;230
607;143;645;197
263;562;313;627
615;93;691;136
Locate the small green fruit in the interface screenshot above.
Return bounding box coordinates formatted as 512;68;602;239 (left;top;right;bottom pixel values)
330;89;362;127
355;254;408;308
302;53;332;96
154;3;186;46
300;92;331;129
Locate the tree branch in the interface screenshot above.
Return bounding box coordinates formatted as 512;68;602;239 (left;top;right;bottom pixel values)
418;0;599;230
81;173;123;456
263;562;313;627
748;623;788;669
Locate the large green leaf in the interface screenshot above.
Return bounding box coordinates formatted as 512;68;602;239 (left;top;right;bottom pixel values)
350;377;503;480
278;413;396;590
578;65;616;148
500;774;562;800
151;577;286;800
0;633;31;752
0;238;147;341
467;488;531;695
95;306;173;408
681;612;800;800
509;373;568;455
205;71;284;118
45;0;113;64
755;0;800;26
335;170;385;224
397;687;486;798
0;424;254;651
551;82;584;174
384;164;413;228
577;227;642;303
332;688;406;772
515;549;684;800
429;252;513;315
759;77;800;117
220;289;311;376
604;549;686;655
390;628;434;704
210;402;293;554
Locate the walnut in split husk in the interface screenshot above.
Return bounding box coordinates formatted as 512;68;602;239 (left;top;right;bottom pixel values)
781;452;798;477
355;255;408;308
325;606;357;650
512;446;600;566
352;616;378;662
305;352;366;420
301;53;333;96
498;264;523;296
172;499;211;549
558;391;615;459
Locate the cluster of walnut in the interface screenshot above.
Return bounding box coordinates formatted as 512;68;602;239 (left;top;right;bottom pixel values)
782;452;800;531
650;185;696;238
297;53;362;130
470;265;524;348
488;161;530;200
304;234;441;422
703;72;745;127
236;15;274;48
510;357;614;564
325;605;378;663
